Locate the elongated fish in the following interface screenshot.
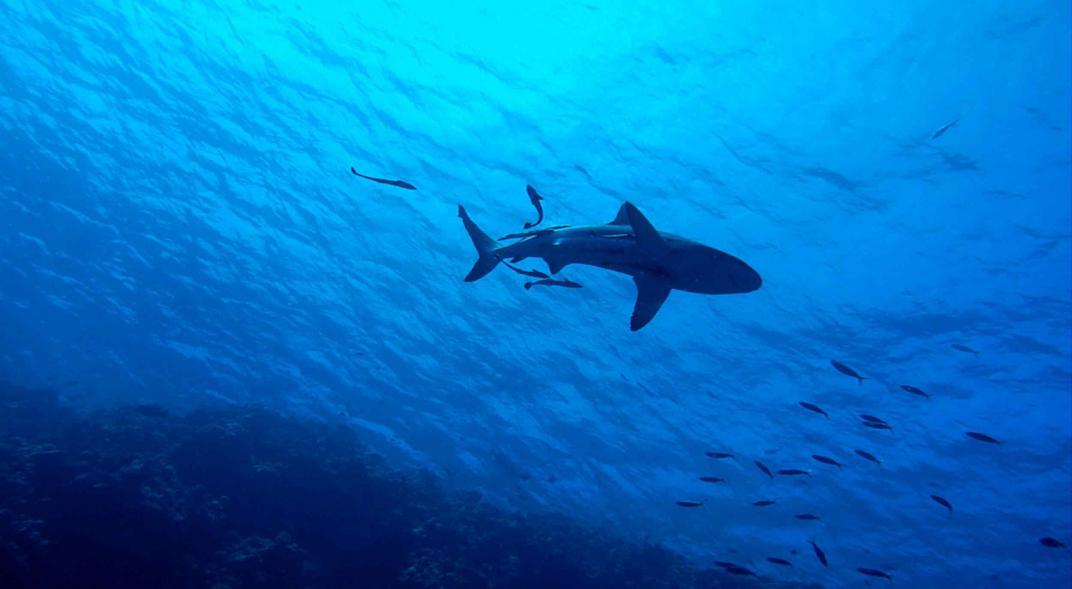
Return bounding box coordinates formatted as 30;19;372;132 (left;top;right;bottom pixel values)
676;500;703;508
524;278;582;290
777;469;811;476
930;494;953;512
767;557;792;566
523;185;545;228
966;431;1001;444
349;167;417;190
808;539;828;567
932;119;958;139
858;567;892;581
812;454;842;468
900;384;930;398
705;451;735;459
755;460;774;479
798;401;829;418
854;449;881;464
952;343;979;355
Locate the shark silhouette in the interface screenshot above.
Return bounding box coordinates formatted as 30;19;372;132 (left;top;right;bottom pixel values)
458;201;761;330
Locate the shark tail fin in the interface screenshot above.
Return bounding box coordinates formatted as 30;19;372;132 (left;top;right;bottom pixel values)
458;205;500;281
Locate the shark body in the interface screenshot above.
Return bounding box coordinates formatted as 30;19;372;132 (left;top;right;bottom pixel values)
458;201;761;330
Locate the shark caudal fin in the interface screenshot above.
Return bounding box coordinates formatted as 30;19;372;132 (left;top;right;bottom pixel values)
458;205;501;281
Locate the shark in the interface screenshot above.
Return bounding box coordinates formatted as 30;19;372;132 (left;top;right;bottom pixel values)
458;200;762;330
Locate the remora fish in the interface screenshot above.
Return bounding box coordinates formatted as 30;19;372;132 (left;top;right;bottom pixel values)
349;167;416;190
459;200;761;330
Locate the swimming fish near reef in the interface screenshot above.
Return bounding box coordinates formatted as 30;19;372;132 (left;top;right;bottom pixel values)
752;500;776;507
676;500;703;508
798;401;829;418
458;200;762;330
854;449;881;464
777;469;811;476
523;185;545;229
966;431;1001;444
808;539;828;567
831;360;867;384
931;119;958;139
698;476;725;483
812;455;842;468
1039;537;1066;549
795;514;821;521
705;451;735;459
857;567;892;581
767;557;793;566
523;278;582;290
502;261;549;279
930;494;954;512
755;460;774;479
900;384;930;398
952;343;979;355
349;167;417;190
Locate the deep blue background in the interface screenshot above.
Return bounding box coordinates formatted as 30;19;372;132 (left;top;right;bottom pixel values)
1;1;1069;587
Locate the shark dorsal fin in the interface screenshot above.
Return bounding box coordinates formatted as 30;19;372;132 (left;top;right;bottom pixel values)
608;204;631;225
631;275;671;331
624;202;667;252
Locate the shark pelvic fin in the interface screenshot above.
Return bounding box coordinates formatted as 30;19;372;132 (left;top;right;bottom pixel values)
623;202;667;254
630;274;671;331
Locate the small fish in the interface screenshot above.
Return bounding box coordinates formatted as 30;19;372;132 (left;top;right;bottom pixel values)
705;451;735;459
932;119;958;140
676;500;704;508
698;476;725;483
831;360;867;384
798;401;829;418
502;261;549;279
523;185;545;229
723;565;757;577
808;539;828;567
752;500;776;507
777;469;811;476
930;494;953;512
498;225;570;241
862;421;892;431
767;557;793;566
755;460;774;479
812;455;842;468
1039;537;1066;548
858;567;892;581
952;343;979;355
854;449;881;464
900;384;930;398
795;514;821;521
349;167;416;190
860;414;887;425
524;278;582;290
966;431;1001;444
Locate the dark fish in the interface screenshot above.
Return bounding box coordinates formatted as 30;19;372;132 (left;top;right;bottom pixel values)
932;119;958;140
808;540;828;567
860;414;887;424
858;567;892;580
1039;537;1066;548
831;360;867;384
930;494;953;512
524;278;582;290
523;185;545;229
502;261;549;279
795;513;821;521
854;449;881;464
900;384;930;398
676;500;703;508
812;454;842;468
798;401;829;418
777;469;811;476
349;167;416;190
862;421;892;431
723;565;757;577
952;343;979;355
755;460;774;479
698;476;725;483
767;557;792;566
498;225;570;241
753;500;776;507
966;431;1001;444
705;451;735;459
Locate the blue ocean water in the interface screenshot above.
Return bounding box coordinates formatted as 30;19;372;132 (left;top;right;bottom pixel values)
1;1;1070;587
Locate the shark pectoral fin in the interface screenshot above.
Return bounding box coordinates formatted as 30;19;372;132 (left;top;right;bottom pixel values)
545;256;569;275
624;202;668;254
630;276;671;331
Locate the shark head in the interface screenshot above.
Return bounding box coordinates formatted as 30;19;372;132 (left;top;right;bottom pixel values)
662;241;762;295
